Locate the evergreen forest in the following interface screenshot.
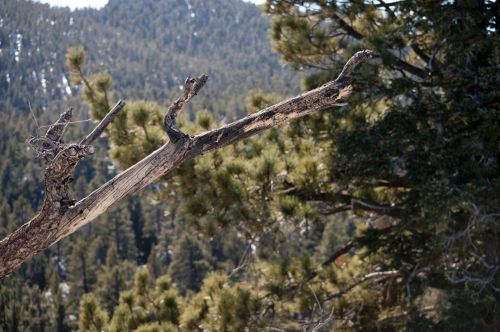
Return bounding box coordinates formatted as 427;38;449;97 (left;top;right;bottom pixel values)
0;0;498;331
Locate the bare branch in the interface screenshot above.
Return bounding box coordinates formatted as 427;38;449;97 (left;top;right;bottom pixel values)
410;43;432;64
228;239;254;279
351;199;401;218
330;12;363;40
303;283;336;332
377;306;435;326
310;307;335;332
80;100;126;146
289;240;357;295
0;51;373;279
163;75;208;143
321;240;357;268
337;50;376;80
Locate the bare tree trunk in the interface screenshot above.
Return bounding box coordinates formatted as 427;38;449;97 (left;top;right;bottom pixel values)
0;50;373;279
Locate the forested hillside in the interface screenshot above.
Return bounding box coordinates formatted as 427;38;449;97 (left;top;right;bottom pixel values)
0;0;298;117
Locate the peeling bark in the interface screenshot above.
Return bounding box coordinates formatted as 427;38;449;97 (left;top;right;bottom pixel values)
0;50;374;279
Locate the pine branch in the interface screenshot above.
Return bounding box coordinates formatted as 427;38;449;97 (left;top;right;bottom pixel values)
325;270;399;301
285;188;402;218
0;50;374;279
329;12;428;79
295;240;357;290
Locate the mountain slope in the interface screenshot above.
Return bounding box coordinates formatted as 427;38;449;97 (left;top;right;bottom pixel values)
0;0;299;118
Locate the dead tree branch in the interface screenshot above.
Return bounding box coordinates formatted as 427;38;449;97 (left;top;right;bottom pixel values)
0;50;374;279
80;100;125;146
163;75;208;143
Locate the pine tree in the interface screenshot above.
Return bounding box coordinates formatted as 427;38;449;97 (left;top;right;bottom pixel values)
106;269;182;332
79;293;109;332
94;244;136;314
168;235;212;294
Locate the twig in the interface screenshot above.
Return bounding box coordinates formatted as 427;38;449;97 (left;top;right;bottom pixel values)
311;306;335;332
39;119;92;129
308;283;323;321
45;107;73;143
28;100;40;133
228;239;254;278
405;264;419;299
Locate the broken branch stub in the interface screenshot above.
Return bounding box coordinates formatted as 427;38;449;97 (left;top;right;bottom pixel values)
163;74;208;143
0;50;374;279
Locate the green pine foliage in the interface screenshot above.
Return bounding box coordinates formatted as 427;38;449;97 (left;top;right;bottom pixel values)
262;0;499;330
105;269;181;332
168;235;213;295
79;293;109;332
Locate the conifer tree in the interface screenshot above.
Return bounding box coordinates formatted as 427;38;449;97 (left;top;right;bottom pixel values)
79;293;109;332
105;269;182;332
168;235;212;294
94;244;136;314
2;0;497;329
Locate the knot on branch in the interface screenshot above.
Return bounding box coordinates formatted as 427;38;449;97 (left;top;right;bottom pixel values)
163;74;208;143
48;144;94;176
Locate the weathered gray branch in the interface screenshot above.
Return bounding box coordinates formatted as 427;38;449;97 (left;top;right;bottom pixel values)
80;100;125;146
163;75;208;143
0;50;374;279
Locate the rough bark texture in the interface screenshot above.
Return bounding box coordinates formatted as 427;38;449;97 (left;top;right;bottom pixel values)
0;50;374;279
